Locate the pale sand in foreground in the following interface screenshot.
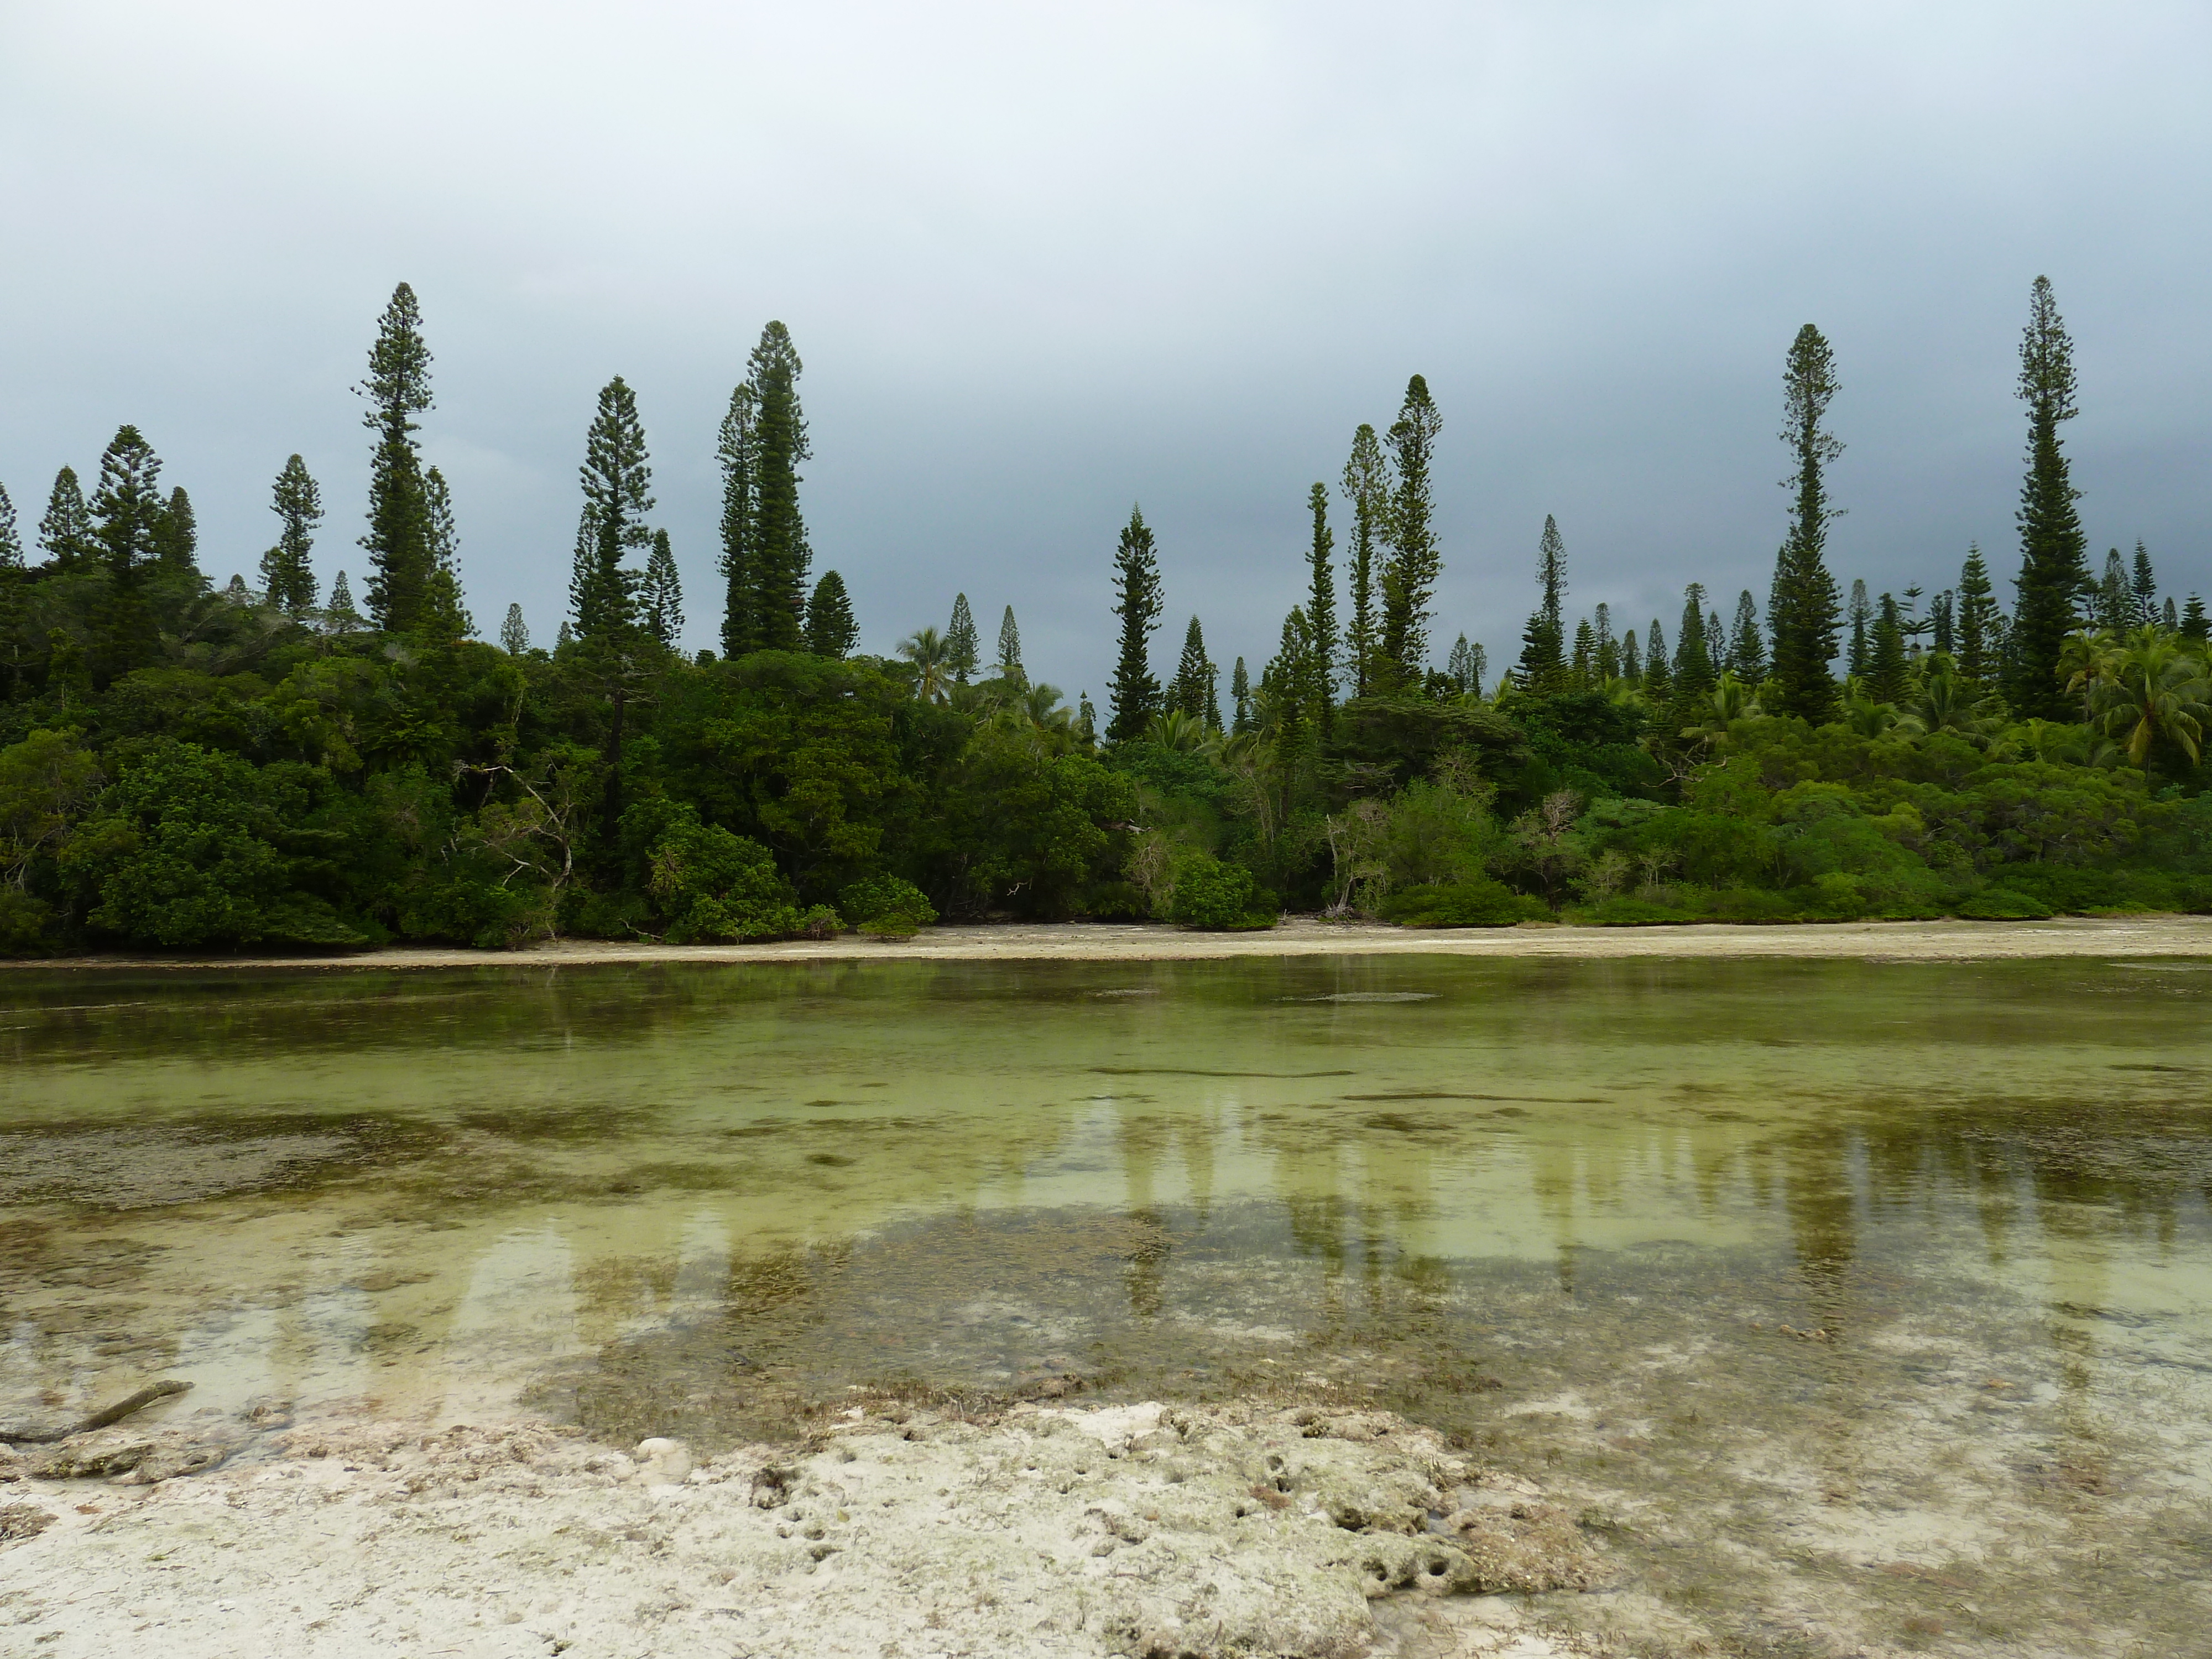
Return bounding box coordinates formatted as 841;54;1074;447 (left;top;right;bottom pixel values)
6;912;2211;972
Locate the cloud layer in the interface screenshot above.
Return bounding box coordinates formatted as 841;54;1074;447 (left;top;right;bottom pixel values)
4;1;2206;693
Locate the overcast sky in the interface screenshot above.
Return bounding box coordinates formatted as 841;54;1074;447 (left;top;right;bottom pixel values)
4;1;2208;697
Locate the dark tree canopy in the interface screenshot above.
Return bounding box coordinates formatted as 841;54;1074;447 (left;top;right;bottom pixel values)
1767;324;1844;722
2005;276;2090;719
1106;506;1164;742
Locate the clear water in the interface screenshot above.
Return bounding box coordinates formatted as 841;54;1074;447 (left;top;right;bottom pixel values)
4;954;2210;1652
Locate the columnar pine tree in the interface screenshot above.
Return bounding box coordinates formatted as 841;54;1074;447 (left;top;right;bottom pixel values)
805;571;857;658
326;570;362;634
2161;597;2177;630
1077;692;1097;746
0;483;18;570
1957;545;2000;685
641;529;684;647
1929;591;1955;656
151;488;200;577
1261;607;1314;751
746;322;810;650
1379;376;1442;687
1305;483;1339;732
1339;424;1387;696
1845;579;1872;677
946;594;979;682
1170;616;1211;719
1728;590;1765;680
2131;542;2159;626
1569;619;1595;687
1644;618;1670;702
1516;515;1568;691
716;382;758;656
571;375;653;640
1230;657;1251;733
1867;594;1908;704
1621;629;1642;681
38;468;94;568
90;426;165;573
2095;549;2130;633
2181;596;2209;642
1593;603;1616;679
1672;584;1717;712
1105;506;1164;741
1447;634;1480;696
500;603;530;655
420;467;472;640
997;605;1024;684
1767;324;1845;721
2005;276;2091;719
260;455;323;613
358;283;435;632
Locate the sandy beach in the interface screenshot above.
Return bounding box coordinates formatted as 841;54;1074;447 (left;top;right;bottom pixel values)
4;912;2210;973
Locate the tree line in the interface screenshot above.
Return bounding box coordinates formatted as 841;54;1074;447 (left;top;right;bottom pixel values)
0;275;2206;952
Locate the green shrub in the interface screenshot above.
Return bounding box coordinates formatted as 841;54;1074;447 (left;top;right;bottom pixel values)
1170;855;1274;930
646;810;809;942
838;874;937;930
1378;877;1543;928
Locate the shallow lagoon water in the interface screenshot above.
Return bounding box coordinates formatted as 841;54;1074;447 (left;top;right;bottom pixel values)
5;953;2211;1652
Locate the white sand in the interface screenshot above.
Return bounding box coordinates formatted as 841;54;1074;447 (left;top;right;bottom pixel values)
8;912;2210;973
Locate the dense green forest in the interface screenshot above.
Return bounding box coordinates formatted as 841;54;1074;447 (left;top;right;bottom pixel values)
2;276;2208;952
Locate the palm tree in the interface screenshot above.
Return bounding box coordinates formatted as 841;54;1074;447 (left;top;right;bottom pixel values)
1145;709;1210;753
1898;651;2002;742
2069;626;2212;770
1679;671;1763;750
898;625;953;703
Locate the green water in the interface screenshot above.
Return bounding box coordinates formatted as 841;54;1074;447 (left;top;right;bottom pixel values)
4;954;2210;1651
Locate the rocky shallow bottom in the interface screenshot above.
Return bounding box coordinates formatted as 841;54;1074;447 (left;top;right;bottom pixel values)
0;1399;1645;1659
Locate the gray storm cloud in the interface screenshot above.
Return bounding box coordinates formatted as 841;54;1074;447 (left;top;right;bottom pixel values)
2;0;2206;696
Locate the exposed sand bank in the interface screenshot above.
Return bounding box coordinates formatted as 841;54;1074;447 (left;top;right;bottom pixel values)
4;1400;1615;1658
7;912;2211;973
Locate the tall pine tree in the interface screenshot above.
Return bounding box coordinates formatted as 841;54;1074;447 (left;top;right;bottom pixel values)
1672;583;1717;713
38;468;94;568
570;375;653;640
1516;514;1568;691
358;283;435;632
90;426;165;573
1727;589;1765;680
1170;616;1212;720
1866;593;1908;705
1339;424;1387;697
716;381;758;656
643;529;684;647
260;455;322;613
2094;549;2130;633
2005;276;2090;719
500;603;530;655
946;594;979;682
1643;618;1670;702
747;322;810;650
805;571;857;658
2131;541;2159;626
1379;375;1442;688
420;466;472;640
1231;658;1252;733
1105;506;1164;742
326;571;362;634
1957;545;2000;685
1305;482;1338;732
997;605;1025;684
1767;324;1845;721
151;487;200;578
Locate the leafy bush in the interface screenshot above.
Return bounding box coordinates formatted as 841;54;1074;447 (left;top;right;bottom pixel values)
838;873;938;930
1169;854;1274;930
646;808;814;942
1377;877;1544;927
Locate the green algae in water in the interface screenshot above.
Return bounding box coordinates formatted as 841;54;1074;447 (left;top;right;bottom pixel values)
3;953;2211;1652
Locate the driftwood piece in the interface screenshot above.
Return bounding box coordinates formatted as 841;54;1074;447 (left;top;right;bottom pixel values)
0;1380;191;1446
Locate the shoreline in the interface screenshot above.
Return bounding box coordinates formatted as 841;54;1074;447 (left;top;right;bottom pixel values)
3;911;2210;972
